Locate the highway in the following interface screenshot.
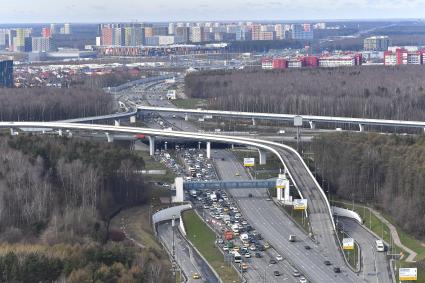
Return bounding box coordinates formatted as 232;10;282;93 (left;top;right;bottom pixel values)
157;220;219;283
213;150;359;283
340;218;392;283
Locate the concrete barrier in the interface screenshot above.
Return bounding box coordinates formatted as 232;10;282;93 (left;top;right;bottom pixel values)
332;206;362;224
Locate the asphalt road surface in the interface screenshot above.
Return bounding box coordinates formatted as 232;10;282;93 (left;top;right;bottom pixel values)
157;220;219;283
340;218;392;283
213;149;360;283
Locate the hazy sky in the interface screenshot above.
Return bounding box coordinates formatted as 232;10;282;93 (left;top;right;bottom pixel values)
1;0;425;23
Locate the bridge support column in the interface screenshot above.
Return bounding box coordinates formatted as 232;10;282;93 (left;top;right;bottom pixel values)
184;114;188;121
164;141;168;150
198;141;201;150
309;121;316;129
105;132;114;143
258;149;267;165
58;129;63;137
252;118;256;126
10;128;18;136
148;136;156;156
172;177;185;203
130;115;136;124
359;124;364;132
114;120;120;126
206;141;211;159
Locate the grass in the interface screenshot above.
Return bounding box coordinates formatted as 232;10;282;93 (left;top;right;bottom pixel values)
231;148;284;172
171;98;208;109
182;210;240;283
337;229;360;270
135;150;177;183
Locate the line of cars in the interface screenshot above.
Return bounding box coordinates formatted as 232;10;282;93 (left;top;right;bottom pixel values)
190;188;310;282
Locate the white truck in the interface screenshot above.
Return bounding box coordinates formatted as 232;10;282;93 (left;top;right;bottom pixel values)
210;192;217;202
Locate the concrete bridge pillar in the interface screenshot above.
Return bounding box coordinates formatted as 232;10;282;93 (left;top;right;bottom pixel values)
10;128;18;136
114;119;120;126
206;141;211;159
58;129;63;137
252;118;256;126
130;115;136;124
105;132;114;143
172;177;185;203
258;149;267;165
309;121;316;129
184;113;189;121
164;141;168;150
148;136;156;156
359;124;365;132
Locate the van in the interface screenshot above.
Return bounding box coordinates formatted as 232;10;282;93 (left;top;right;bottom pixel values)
376;240;385;252
289;235;297;242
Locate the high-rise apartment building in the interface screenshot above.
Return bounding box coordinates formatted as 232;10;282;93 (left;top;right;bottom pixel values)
168;23;176;35
113;27;124;46
14;28;27;52
42;27;52;38
32;37;52;52
50;24;57;34
364;36;391;51
0;29;7;50
63;23;71;34
144;27;154;37
0;59;13;88
292;24;314;40
175;27;190;43
251;24;262;40
190;26;204;43
101;26;113;45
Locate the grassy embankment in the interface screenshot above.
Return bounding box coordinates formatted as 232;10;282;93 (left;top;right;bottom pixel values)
182;210;239;282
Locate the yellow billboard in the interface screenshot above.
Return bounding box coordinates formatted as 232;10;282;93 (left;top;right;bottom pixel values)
342;238;355;250
243;158;255;167
399;268;417;281
293;199;307;210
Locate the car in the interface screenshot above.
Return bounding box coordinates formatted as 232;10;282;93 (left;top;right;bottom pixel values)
192;273;201;279
269;259;277;264
248;193;253;197
264;242;270;249
244;252;251;258
292;269;301;277
241;263;248;271
304;245;311;250
255;252;262;258
324;260;331;266
276;254;283;261
333;267;341;273
299;276;307;283
274;271;281;276
235;172;240;176
266;198;272;201
218;239;224;244
249;244;257;251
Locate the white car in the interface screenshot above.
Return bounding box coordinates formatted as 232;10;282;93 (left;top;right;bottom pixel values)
276;254;283;261
244;252;251;258
299;276;307;283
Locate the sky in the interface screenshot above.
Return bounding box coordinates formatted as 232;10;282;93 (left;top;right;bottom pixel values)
1;0;425;23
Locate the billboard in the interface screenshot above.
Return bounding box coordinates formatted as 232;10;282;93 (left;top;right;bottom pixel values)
243;158;255;167
276;178;286;189
342;238;355;250
399;268;417;281
293;199;308;210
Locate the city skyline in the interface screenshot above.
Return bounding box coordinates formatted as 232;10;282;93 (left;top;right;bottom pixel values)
1;0;425;23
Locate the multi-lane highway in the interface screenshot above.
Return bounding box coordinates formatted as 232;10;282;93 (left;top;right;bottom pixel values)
157;220;219;283
213;150;360;283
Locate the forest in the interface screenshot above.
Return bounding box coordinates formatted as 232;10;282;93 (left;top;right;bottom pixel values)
0;87;113;121
0;135;171;282
185;66;425;122
311;133;425;237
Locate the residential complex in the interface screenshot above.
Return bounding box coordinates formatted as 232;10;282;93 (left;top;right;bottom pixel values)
262;53;363;69
364;36;391;51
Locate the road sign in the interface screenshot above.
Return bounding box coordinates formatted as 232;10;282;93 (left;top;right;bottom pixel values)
399;268;417;281
294;116;303;127
342;238;355;250
243;158;255;167
293;199;308;210
276;178;285;189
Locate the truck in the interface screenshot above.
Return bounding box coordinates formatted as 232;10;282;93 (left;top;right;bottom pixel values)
224;230;233;240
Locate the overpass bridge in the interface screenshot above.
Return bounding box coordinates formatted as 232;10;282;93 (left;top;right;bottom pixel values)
138;105;425;132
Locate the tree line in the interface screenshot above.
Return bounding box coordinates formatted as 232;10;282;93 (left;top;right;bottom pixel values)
311;133;425;237
185;66;425;122
0;87;113;121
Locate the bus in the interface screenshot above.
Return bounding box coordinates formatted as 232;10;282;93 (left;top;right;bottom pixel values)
234;252;242;263
376;240;385;252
